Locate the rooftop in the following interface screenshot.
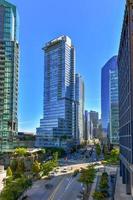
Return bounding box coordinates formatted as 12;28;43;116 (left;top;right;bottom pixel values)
44;35;72;49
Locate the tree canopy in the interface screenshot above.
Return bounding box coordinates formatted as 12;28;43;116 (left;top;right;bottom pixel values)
79;165;96;192
6;167;12;177
14;148;28;156
95;144;101;157
32;160;41;175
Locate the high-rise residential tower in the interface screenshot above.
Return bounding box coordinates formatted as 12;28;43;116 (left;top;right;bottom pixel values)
118;0;133;196
36;36;75;148
75;73;84;143
109;69;119;145
101;56;118;135
0;0;19;152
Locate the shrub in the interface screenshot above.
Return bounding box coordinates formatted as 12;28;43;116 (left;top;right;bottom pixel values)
93;191;105;200
6;167;12;177
99;172;109;197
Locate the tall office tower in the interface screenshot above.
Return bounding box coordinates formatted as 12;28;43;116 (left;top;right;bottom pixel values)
118;0;133;196
101;56;118;135
109;69;119;145
75;74;84;143
84;110;91;141
36;36;75;148
90;121;93;140
0;0;19;152
89;111;99;138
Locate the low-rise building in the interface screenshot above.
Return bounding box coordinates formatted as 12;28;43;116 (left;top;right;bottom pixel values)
17;132;36;148
0;165;6;192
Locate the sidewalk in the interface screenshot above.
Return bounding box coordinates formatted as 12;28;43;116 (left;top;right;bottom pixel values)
88;166;118;200
114;169;132;200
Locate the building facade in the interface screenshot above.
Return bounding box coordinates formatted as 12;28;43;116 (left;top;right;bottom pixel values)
118;0;133;196
0;0;19;152
101;56;118;135
75;74;84;143
18;132;36;149
109;69;119;145
36;36;75;148
89;110;99;138
84;110;91;141
0;165;6;192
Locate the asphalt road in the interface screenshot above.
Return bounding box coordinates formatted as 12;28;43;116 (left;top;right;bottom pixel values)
48;174;82;200
21;148;98;200
24;174;68;200
22;172;83;200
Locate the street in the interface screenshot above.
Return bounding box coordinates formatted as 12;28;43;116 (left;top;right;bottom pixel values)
22;166;85;200
48;174;82;200
20;148;100;200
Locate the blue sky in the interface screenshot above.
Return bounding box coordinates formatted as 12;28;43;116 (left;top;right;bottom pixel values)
10;0;125;132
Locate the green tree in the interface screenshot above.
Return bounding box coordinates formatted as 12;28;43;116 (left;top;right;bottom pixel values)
32;160;41;175
15;148;28;156
103;145;109;159
16;159;25;174
93;191;105;200
10;159;18;173
104;148;119;165
99;172;109;196
53;152;58;167
95;144;101;158
99;178;108;190
0;176;32;200
79;165;96;193
53;152;58;160
42;160;54;176
111;148;119;159
6;167;12;177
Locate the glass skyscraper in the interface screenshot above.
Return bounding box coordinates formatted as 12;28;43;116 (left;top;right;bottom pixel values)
75;73;84;143
101;56;117;134
118;1;133;196
36;36;75;148
0;0;19;152
109;69;119;145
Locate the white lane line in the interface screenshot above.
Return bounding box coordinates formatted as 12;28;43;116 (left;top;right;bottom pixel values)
48;176;67;200
58;177;76;200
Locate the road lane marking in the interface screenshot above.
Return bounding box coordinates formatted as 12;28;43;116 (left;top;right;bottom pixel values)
57;176;80;200
48;175;70;200
64;177;74;191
